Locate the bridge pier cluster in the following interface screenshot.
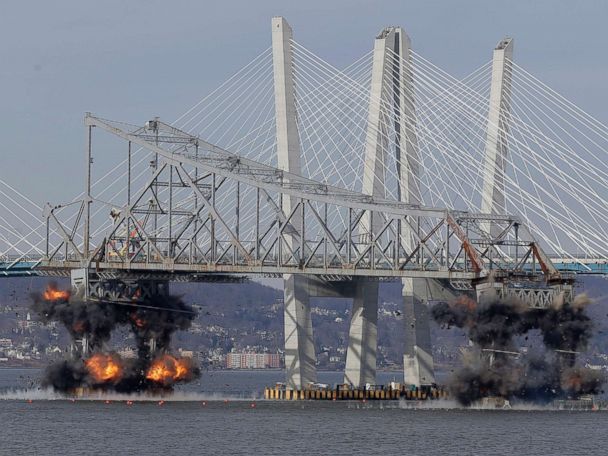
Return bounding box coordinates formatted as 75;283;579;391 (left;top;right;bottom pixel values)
282;274;438;389
283;275;384;389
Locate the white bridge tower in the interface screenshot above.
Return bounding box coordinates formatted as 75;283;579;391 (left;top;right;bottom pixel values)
272;17;317;389
481;38;514;224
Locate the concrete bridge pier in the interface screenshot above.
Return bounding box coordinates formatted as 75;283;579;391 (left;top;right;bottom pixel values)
283;274;317;388
282;275;382;389
344;279;379;387
403;278;465;386
402;278;435;387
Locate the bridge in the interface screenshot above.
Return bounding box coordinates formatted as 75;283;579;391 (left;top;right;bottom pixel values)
0;18;607;389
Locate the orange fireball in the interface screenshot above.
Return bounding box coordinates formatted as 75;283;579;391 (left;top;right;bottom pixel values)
146;354;191;385
43;284;70;301
85;353;123;384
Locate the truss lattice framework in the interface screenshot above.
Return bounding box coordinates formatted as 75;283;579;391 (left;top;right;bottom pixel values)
42;114;559;282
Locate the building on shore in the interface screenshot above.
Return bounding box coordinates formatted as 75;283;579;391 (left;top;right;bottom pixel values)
225;352;281;369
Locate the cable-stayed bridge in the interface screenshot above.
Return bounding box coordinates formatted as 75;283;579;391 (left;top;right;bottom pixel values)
0;18;606;388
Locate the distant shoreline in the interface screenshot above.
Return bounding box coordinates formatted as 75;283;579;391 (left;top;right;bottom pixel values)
0;366;406;374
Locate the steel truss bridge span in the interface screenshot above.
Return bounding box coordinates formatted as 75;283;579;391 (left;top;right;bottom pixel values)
40;114;558;285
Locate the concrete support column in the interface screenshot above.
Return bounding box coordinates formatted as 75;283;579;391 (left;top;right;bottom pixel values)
273;18;316;389
344;279;379;387
344;27;401;389
403;278;435;386
70;269;90;357
384;27;436;388
475;281;502;304
357;25;433;388
70;268;89;300
283;274;317;388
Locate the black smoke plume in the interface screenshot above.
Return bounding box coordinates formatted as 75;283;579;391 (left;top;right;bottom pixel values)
33;286;128;350
432;293;605;406
32;282;200;394
127;294;194;360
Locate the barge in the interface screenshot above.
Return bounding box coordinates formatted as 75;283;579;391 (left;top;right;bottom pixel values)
264;382;448;401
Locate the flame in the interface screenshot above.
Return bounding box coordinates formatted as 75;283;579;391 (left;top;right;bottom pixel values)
85;353;123;384
43;284;70;301
130;312;145;329
146;354;191;385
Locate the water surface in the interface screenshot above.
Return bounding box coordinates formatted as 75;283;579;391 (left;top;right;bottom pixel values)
1;369;606;456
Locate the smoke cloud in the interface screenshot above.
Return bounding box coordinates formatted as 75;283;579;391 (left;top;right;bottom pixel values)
432;293;605;406
32;282;200;394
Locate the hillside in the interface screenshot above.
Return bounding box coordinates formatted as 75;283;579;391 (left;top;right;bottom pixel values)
0;276;606;372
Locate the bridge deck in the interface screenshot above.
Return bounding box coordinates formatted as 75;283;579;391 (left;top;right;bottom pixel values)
0;259;606;280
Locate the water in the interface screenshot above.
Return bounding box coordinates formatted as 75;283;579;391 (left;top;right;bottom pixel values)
0;368;407;399
1;368;607;456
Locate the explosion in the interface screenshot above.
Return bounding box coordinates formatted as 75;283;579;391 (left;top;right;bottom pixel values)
561;367;604;395
43;284;70;301
32;282;200;395
85;353;123;384
146;354;194;385
432;293;605;405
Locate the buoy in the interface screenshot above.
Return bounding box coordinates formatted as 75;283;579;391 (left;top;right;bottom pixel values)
104;400;111;405
201;401;207;407
158;400;164;406
250;402;256;408
26;399;32;404
126;400;133;406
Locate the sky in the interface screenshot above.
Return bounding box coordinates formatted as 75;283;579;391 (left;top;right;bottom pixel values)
1;0;607;205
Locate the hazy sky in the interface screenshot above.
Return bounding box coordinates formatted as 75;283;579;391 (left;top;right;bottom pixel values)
1;0;607;205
